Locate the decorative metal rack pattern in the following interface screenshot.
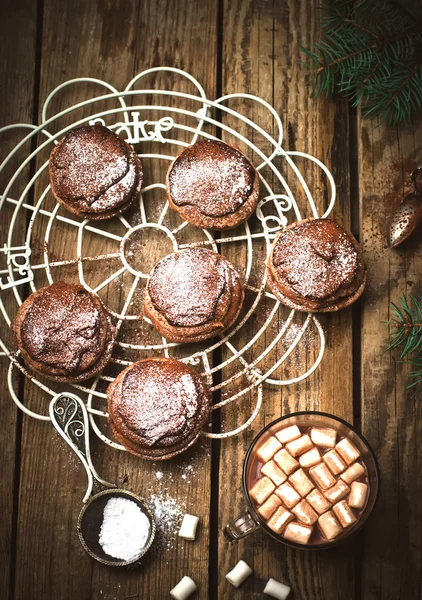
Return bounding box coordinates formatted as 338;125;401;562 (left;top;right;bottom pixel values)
0;67;335;448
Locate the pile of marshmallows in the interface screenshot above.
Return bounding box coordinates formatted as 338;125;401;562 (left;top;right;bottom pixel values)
170;514;290;600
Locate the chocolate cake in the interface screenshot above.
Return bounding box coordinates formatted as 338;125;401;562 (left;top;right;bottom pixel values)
11;282;114;382
107;357;211;460
166;139;260;230
49;124;143;220
144;248;244;343
267;218;366;312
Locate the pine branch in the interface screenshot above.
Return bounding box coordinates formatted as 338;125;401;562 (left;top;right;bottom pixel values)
302;0;422;125
387;294;422;394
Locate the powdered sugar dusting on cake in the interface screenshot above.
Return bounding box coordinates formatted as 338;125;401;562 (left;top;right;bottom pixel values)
148;248;229;327
168;139;254;217
272;219;360;301
113;359;210;453
50;125;142;215
19;282;105;373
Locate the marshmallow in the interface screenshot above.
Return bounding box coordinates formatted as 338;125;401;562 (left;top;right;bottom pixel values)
170;576;197;600
264;577;291;599
310;427;337;448
267;505;295;534
309;463;336;490
318;511;343;541
178;514;200;541
336;438;360;465
348;481;368;509
292;499;318;525
275;425;301;444
249;477;276;505
226;560;253;588
283;521;313;544
261;460;288;486
306;489;332;515
322;449;346;475
289;468;314;497
257;437;282;462
274;448;299;476
333;500;357;528
275;482;301;509
257;494;282;520
340;462;366;485
299;447;321;468
323;480;350;503
285;435;313;457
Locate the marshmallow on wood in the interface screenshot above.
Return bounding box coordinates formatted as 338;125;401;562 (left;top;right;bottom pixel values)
257;494;282;521
257;437;282;462
323;480;350;503
178;514;200;541
249;477;276;505
170;576;197;600
333;500;357;528
309;463;336;490
336;438;360;465
285;434;313;457
310;427;337;448
275;482;301;509
288;468;314;497
299;447;321;469
292;499;318;525
340;462;366;485
348;481;368;509
261;460;288;486
264;577;291;599
323;449;346;475
306;489;332;515
283;521;313;544
267;505;295;534
225;560;253;588
275;425;301;444
318;511;343;541
274;448;299;476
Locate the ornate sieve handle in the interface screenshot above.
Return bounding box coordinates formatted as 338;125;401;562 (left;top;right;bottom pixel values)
49;392;116;502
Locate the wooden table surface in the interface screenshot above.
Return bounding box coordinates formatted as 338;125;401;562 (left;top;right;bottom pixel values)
1;1;421;599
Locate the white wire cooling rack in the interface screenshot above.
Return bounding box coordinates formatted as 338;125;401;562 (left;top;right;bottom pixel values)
0;67;335;447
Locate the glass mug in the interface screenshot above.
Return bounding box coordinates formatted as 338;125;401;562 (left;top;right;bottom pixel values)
224;411;380;550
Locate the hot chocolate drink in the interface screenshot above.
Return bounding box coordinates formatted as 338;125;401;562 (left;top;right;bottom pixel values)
247;423;369;545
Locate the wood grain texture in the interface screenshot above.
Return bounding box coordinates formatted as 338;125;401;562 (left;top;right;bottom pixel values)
0;1;38;597
359;116;422;600
11;1;217;599
217;1;356;598
1;0;421;598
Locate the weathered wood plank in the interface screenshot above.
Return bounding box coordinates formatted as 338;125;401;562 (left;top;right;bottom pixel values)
218;1;355;598
359;116;422;599
0;1;38;597
12;1;218;599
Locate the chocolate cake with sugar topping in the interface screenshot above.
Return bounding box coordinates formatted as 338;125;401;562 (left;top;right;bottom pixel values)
107;357;211;460
11;282;114;382
267;218;366;312
144;247;244;343
49;124;143;220
166;139;260;230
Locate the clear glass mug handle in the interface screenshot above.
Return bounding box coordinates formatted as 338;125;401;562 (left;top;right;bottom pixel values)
224;510;260;541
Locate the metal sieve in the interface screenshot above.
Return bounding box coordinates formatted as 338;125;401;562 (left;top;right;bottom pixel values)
49;392;156;567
